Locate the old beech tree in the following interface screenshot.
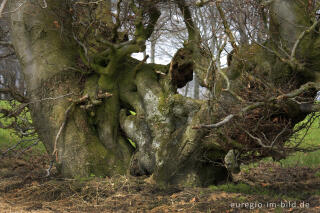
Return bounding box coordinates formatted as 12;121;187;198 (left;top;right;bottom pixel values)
8;0;320;186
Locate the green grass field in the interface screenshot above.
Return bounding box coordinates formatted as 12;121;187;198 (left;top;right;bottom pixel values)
279;118;320;168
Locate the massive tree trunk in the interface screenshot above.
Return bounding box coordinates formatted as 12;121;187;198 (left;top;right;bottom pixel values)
9;0;320;187
9;0;135;177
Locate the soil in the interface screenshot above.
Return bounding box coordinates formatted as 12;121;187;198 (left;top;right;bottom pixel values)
0;152;320;212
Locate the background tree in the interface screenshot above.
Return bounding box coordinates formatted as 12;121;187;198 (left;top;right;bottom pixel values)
3;0;320;187
0;7;36;155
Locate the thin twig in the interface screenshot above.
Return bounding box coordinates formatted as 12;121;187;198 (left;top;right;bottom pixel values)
216;1;238;52
74;0;103;5
40;0;47;9
44;159;54;178
194;82;320;129
194;114;234;129
52;103;75;162
16;140;39;157
32;93;74;103
1;138;38;156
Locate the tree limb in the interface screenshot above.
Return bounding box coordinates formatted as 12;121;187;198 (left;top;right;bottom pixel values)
196;0;213;7
176;0;200;43
0;87;28;103
216;1;238;52
194;82;320;129
290;18;320;64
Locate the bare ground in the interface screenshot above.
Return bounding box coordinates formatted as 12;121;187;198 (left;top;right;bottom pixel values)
0;152;320;212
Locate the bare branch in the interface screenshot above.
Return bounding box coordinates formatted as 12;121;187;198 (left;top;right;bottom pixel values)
0;52;14;58
74;0;103;5
193;114;234;129
52;103;75;162
40;0;47;9
31;93;74;103
0;0;8;18
1;138;38;157
0;87;28;103
44;160;54;178
0;41;12;46
216;2;238;52
290;18;320;64
194;82;320;129
196;0;213;7
261;0;274;7
16;140;39;157
244;129;270;148
176;0;201;46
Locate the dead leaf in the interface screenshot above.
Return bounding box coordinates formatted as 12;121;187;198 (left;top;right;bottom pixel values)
190;197;199;203
53;21;60;28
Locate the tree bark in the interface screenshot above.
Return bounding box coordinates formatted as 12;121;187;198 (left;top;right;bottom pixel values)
9;0;133;177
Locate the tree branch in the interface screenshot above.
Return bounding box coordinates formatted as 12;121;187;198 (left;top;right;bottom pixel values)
0;0;8;18
194;82;320;129
0;87;29;103
196;0;213;7
290;18;320;64
88;2;160;76
216;2;238;52
52;103;75;162
176;0;201;45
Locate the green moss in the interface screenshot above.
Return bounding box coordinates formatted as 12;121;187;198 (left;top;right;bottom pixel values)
98;74;116;91
84;134;131;177
84;74;100;97
172;93;184;103
86;138;114;177
158;93;171;115
158;93;191;116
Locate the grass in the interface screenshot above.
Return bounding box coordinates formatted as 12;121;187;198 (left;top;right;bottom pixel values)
0;100;20;147
0;130;19;149
278;116;320;168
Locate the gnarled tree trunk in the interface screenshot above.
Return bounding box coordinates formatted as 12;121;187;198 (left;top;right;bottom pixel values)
9;0;320;187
